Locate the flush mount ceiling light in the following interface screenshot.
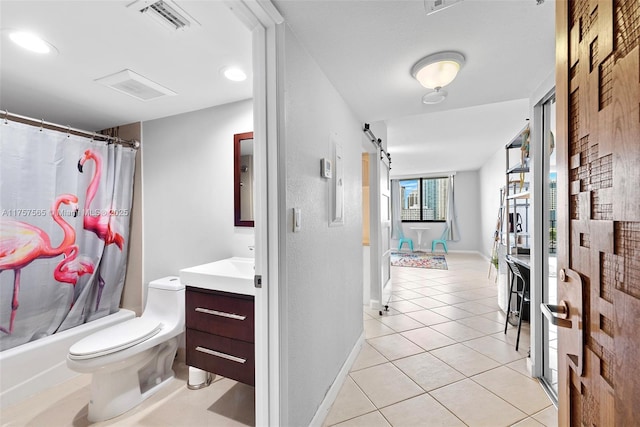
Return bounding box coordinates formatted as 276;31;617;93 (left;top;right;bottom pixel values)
411;51;465;90
221;67;247;82
8;31;57;54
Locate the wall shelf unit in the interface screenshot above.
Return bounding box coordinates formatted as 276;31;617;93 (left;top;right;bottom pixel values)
503;126;530;256
497;124;531;314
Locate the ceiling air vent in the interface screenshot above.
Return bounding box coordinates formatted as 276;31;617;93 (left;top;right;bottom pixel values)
95;69;176;101
424;0;463;15
127;0;200;31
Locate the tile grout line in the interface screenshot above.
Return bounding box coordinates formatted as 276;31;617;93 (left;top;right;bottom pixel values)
333;256;555;426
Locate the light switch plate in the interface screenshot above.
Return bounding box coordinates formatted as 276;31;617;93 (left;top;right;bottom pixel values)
321;158;332;179
293;207;301;232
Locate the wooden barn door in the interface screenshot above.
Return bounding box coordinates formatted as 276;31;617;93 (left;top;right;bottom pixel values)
554;0;639;425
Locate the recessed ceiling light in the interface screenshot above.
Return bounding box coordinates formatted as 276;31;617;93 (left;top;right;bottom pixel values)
222;67;247;82
9;31;54;54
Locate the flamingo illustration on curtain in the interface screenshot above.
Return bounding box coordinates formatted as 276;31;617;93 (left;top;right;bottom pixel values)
55;245;95;286
0;194;94;334
78;149;124;310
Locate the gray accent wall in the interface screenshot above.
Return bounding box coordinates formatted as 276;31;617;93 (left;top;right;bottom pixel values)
280;24;364;426
142;99;254;283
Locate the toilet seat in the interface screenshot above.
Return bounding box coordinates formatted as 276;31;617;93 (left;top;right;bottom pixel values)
69;318;163;360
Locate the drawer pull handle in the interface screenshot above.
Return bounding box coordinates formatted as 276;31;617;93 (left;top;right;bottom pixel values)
195;307;246;321
195;346;246;364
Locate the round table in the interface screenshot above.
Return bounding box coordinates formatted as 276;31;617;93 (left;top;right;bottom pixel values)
410;226;430;251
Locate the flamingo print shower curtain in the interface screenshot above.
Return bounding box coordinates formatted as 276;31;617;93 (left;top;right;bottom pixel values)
0;120;136;351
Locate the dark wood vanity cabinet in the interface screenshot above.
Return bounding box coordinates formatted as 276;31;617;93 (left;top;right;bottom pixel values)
185;287;255;386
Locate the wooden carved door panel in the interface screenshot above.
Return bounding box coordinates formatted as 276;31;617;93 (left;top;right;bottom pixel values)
555;0;639;426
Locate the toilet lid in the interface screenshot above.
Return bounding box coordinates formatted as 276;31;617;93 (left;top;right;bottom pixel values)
68;318;163;360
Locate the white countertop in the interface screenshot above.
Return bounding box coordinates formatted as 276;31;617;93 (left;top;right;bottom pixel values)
179;257;255;296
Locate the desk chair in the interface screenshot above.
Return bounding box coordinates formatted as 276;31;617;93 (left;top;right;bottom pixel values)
431;226;449;253
503;258;530;351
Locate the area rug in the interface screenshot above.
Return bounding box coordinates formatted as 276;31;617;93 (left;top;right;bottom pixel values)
390;251;448;270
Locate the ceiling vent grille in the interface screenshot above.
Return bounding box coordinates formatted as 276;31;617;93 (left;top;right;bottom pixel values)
95;69;176;101
424;0;463;15
127;0;200;31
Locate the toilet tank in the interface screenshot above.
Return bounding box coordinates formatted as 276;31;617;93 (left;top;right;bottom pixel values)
143;276;185;329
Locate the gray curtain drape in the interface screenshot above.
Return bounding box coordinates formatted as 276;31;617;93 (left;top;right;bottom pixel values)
446;174;460;241
391;179;403;240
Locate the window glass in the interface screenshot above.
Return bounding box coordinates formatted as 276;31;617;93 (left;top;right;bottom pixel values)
400;177;448;222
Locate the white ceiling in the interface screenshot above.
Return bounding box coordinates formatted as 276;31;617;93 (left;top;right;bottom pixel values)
273;0;556;173
0;1;253;131
1;0;555;175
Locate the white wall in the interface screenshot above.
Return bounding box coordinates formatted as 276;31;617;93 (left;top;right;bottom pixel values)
479;147;506;259
142;99;254;283
280;24;364;427
448;170;481;252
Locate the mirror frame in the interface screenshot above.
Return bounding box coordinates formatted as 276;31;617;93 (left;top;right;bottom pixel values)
234;131;254;227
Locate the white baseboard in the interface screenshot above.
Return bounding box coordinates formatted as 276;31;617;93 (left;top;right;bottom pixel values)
444;249;485;255
308;332;365;427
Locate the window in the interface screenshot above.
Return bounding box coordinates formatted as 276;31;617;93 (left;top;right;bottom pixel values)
400;177;448;222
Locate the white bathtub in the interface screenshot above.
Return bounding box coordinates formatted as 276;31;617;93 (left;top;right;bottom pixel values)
0;309;136;409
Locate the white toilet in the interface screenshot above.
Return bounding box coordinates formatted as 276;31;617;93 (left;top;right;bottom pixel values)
67;276;185;422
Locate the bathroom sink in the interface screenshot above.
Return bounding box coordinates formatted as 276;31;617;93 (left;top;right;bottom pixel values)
179;257;255;296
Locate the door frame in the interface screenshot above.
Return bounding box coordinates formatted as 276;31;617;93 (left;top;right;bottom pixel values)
531;88;558;401
362;139;375;305
226;1;283;425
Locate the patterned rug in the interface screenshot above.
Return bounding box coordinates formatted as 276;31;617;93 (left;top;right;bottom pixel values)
390;251;448;270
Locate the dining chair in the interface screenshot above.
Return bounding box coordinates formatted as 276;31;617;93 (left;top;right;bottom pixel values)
397;227;414;251
431;226;449;253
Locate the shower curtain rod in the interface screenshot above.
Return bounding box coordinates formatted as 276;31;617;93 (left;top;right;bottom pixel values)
3;110;140;149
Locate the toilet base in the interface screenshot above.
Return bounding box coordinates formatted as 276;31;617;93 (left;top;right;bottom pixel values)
86;338;179;422
89;373;175;422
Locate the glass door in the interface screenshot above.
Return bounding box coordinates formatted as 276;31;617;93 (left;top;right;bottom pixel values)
540;94;558;400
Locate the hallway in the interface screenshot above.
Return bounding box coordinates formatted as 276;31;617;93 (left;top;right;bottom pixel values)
325;252;557;427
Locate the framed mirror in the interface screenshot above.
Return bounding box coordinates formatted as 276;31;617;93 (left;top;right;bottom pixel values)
234;131;254;227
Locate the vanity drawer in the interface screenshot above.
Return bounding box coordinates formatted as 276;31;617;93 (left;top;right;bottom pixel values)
186;288;254;343
186;329;255;386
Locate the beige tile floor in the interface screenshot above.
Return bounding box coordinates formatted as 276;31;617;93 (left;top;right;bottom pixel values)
0;359;255;426
325;252;557;427
1;253;556;427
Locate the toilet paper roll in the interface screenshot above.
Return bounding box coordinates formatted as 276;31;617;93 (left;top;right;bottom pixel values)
188;367;208;386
